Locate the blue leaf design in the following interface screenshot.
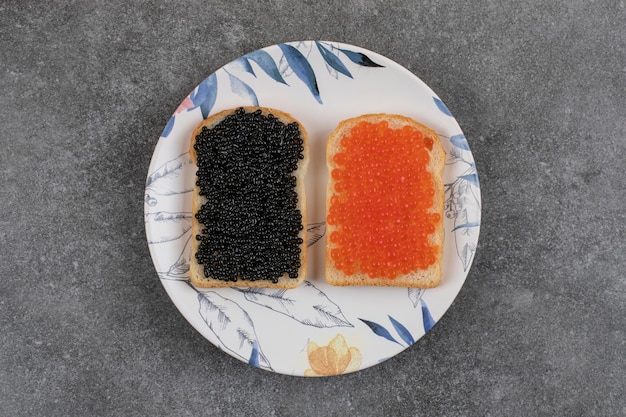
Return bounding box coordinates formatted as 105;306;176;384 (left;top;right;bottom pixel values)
315;42;352;79
227;71;259;106
337;48;384;67
388;315;414;346
359;318;402;346
451;221;481;232
193;73;218;119
421;299;435;333
232;57;255;76
433;96;453;117
278;43;322;104
197;291;272;370
459;173;479;187
244;50;287;84
161;115;175;138
450;134;470;150
248;340;260;367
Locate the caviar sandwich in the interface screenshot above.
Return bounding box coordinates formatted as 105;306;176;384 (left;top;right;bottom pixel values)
190;107;309;288
325;114;445;288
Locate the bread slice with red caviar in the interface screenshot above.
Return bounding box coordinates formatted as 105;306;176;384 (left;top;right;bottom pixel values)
325;114;445;288
189;106;309;288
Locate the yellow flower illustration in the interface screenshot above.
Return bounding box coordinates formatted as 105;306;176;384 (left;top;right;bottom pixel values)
304;334;362;376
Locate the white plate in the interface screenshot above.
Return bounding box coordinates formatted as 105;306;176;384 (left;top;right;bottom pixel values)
144;41;481;376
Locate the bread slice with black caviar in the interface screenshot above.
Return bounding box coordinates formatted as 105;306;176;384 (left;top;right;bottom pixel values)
189;106;309;288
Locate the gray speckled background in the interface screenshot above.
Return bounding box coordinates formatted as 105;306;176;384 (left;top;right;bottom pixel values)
1;1;624;416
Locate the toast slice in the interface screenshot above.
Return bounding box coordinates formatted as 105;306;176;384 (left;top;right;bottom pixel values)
189;106;309;288
325;114;445;288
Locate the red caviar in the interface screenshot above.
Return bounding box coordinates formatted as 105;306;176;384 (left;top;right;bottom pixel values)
328;121;440;279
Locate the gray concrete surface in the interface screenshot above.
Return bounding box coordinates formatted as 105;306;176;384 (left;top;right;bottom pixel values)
1;1;624;416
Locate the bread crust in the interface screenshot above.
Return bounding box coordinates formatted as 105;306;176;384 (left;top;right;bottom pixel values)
189;106;309;288
325;114;445;288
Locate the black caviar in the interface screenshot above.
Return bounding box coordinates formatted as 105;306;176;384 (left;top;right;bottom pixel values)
194;107;305;283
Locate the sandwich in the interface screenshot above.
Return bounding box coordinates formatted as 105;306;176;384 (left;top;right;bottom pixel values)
189;107;308;288
325;114;445;288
